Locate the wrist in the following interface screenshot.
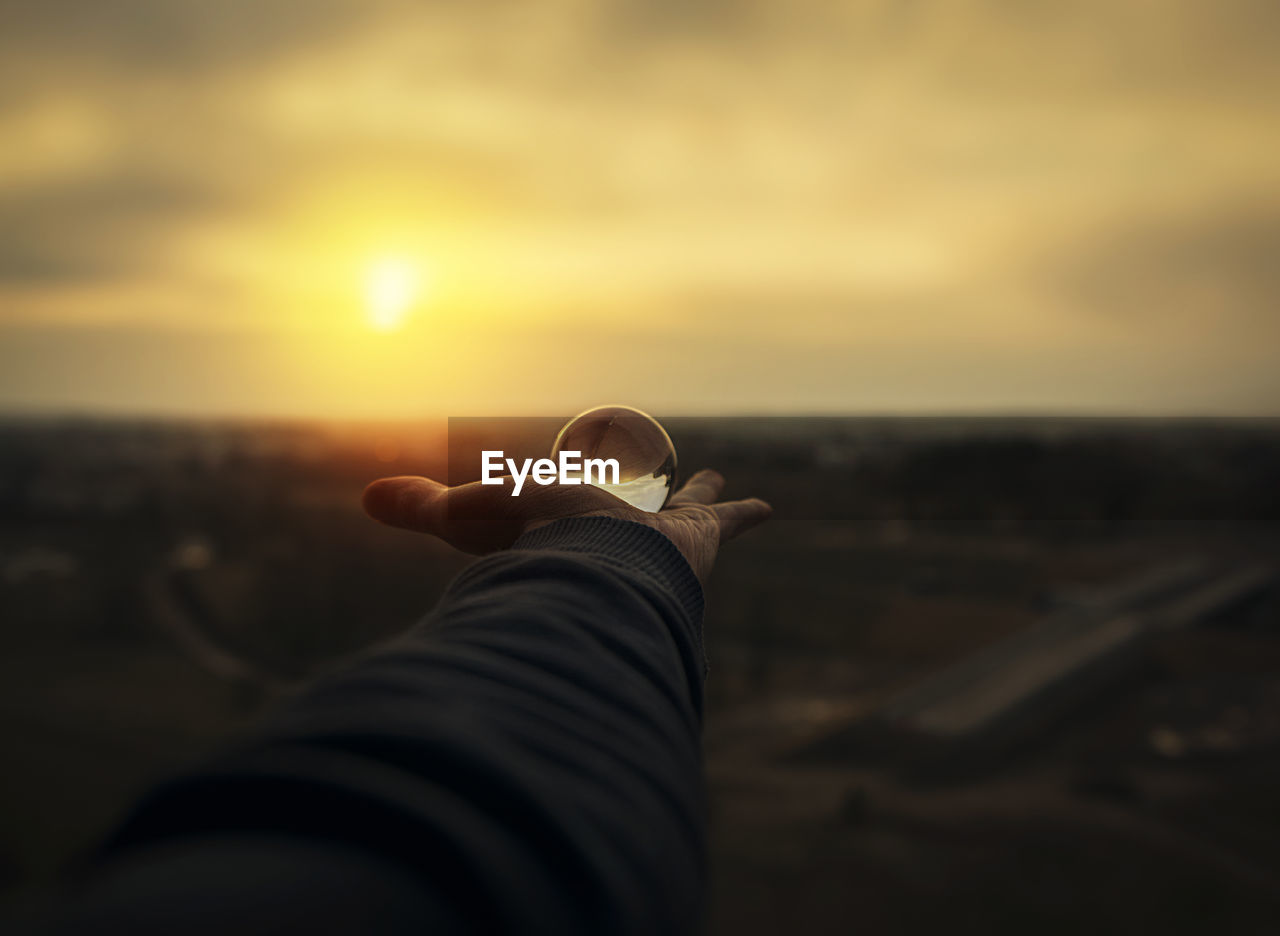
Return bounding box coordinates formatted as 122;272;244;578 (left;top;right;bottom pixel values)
512;516;705;625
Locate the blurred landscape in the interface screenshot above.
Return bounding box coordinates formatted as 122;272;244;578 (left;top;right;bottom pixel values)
2;415;1279;933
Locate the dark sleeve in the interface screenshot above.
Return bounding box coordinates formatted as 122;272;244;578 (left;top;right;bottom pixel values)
45;517;710;936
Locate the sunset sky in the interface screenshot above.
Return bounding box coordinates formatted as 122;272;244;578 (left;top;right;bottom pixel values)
1;0;1277;417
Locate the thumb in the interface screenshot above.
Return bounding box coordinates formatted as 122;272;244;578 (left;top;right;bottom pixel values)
362;476;448;533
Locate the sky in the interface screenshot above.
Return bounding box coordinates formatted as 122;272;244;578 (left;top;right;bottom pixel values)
1;0;1277;417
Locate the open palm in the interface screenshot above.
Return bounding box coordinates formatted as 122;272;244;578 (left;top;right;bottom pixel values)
362;469;771;583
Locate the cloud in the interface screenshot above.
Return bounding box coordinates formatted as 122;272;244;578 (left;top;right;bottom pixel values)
0;170;233;283
1050;204;1280;338
0;0;378;74
0;0;1276;413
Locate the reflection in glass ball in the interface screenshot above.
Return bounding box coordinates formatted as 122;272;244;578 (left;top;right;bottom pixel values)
551;405;677;512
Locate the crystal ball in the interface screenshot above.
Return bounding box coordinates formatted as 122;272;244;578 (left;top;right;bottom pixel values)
550;405;677;512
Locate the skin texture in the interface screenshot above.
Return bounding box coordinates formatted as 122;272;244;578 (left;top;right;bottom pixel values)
362;468;771;583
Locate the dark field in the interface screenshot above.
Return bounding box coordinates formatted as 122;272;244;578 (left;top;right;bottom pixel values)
2;416;1279;933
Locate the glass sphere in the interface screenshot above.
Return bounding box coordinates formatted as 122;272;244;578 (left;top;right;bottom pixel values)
550;405;677;512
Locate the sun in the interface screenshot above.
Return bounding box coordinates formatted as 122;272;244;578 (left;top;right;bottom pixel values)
364;257;423;331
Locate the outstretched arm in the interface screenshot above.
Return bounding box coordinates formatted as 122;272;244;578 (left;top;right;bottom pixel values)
39;472;770;935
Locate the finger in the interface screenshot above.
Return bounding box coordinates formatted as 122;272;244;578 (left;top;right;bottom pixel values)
667;469;725;506
362;476;448;533
712;497;773;543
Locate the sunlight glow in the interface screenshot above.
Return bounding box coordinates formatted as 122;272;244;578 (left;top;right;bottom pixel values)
365;257;422;331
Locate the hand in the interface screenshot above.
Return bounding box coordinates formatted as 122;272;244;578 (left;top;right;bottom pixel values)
362;469;771;583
